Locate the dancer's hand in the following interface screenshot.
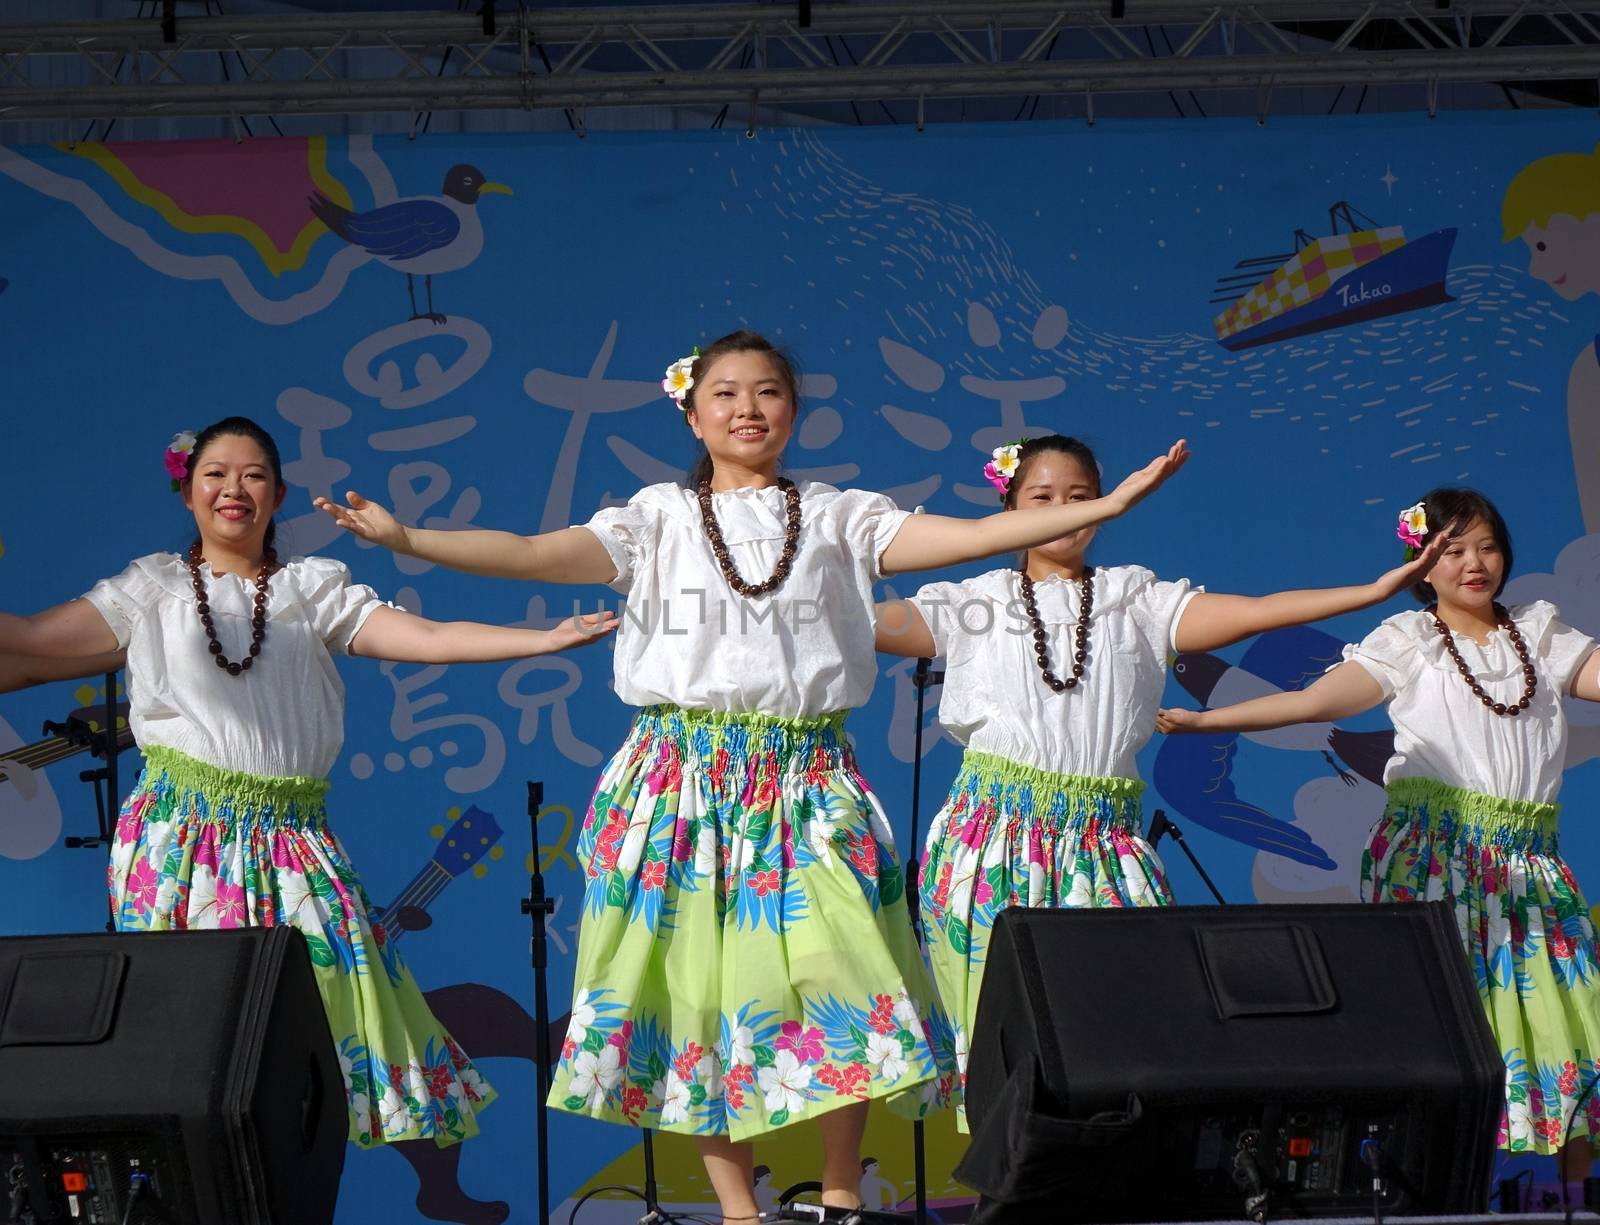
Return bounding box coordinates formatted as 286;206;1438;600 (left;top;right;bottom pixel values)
1371;528;1451;599
542;609;620;652
1105;440;1189;514
1156;706;1206;734
313;491;410;554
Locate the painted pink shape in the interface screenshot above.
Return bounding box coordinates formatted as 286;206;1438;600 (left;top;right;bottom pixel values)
105;137;328;255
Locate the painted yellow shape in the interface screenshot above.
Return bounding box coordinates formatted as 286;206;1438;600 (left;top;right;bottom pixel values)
60;136;353;277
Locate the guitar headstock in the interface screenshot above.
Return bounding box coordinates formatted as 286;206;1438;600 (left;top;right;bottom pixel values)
428;805;505;878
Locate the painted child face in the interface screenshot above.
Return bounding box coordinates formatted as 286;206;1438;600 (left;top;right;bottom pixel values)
1520;213;1600;301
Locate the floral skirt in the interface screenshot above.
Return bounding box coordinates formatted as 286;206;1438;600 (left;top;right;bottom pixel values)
547;705;957;1141
1363;777;1600;1154
919;750;1169;1125
109;745;493;1148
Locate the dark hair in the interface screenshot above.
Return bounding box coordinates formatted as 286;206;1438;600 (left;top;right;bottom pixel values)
182;415;285;554
681;330;802;489
1406;487;1514;604
1003;434;1102;509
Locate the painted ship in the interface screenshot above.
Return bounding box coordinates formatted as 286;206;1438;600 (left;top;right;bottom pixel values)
1211;201;1456;351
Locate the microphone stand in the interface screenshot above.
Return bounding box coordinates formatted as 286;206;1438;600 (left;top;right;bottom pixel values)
905;657;943;1225
521;781;555;1225
57;670;129;932
1145;808;1227;905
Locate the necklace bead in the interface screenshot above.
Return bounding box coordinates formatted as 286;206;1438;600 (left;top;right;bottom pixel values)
1429;603;1536;717
188;544;274;677
1019;568;1093;693
696;478;803;598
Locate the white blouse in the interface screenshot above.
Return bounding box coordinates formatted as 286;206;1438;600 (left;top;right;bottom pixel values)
1342;601;1598;803
582;481;908;718
912;566;1199;779
82;553;388;779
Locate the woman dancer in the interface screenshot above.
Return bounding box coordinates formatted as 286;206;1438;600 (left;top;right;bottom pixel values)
0;415;615;1150
876;433;1446;1123
1159;488;1600;1165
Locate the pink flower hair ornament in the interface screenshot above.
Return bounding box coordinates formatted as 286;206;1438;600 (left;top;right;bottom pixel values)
983;441;1026;504
164;430;197;492
1396;502;1429;561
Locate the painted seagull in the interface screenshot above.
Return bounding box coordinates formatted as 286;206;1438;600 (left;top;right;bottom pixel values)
309;164;510;324
1151;625;1396;869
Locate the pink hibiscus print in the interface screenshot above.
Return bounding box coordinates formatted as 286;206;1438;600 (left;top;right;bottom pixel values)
775;1021;825;1064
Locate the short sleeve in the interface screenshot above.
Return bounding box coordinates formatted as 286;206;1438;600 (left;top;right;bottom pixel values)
81;556;167;649
581;496;663;595
1340;621;1416;698
836;489;911;583
1526;602;1599;692
297;558;389;654
1124;570;1201;655
909;579;969;660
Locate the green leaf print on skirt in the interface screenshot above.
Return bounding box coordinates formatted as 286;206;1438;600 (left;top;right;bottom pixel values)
918;749;1169;1129
109;744;494;1148
1364;776;1600;1154
549;705;958;1141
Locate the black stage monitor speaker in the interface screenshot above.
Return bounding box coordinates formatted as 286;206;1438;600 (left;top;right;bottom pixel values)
0;927;346;1225
957;901;1503;1224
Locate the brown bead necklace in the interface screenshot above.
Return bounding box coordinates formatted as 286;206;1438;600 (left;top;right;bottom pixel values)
1428;602;1537;717
188;543;275;676
1019;567;1094;692
696;477;802;598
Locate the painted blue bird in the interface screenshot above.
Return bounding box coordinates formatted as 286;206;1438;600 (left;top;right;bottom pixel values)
1172;625;1395;786
1152;625;1394;869
309;164;511;323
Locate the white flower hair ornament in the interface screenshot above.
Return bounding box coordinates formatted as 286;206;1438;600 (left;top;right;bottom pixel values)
1396;502;1429;561
663;346;702;410
983;442;1024;503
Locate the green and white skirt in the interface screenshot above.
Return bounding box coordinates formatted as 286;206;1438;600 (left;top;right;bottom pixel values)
548;705;957;1141
1363;777;1600;1154
109;744;493;1148
919;750;1169;1125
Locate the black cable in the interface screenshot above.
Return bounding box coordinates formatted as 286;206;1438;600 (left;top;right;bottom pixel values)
119;1172;151;1225
1359;1136;1384;1225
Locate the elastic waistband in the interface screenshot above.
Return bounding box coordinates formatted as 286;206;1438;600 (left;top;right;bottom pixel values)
632;705;851;769
957;749;1145;806
1385;777;1558;835
137;744;330;825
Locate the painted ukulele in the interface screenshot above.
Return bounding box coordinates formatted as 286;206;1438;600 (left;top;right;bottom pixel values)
373;804;504;942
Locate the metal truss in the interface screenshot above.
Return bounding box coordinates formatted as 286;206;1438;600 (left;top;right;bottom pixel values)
0;2;1598;121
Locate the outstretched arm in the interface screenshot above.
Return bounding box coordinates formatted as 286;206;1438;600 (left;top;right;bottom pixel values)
1570;648;1600;702
0;601;120;660
0;648;128;695
879;441;1188;576
1157;660;1386;734
1172;532;1450;653
349;607;618;663
875;600;937;658
314;492;618;584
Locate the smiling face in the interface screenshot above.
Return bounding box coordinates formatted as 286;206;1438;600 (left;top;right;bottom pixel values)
182;432;286;557
685;349;797;479
1428;516;1506;613
1520;213;1600;300
1008;449;1101;568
